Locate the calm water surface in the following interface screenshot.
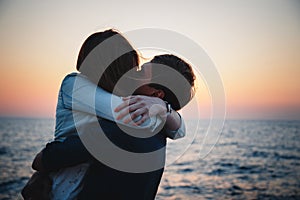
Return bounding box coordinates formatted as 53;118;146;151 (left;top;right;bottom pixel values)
0;118;299;199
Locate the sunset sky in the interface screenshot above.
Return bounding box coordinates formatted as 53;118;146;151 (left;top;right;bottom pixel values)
0;0;299;120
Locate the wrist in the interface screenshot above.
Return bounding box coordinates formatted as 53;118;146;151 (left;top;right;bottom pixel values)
164;101;172;115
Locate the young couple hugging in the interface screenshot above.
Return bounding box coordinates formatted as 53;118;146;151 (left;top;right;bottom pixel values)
22;29;196;200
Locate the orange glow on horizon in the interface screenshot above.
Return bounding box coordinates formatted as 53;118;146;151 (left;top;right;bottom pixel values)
1;1;299;120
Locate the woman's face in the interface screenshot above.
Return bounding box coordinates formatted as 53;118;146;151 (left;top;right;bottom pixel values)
134;84;157;97
114;62;164;98
133;63;153;96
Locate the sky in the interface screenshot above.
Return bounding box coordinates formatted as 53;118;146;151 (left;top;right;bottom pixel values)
0;0;299;120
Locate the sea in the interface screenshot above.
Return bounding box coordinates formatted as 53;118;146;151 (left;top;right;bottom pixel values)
0;118;299;200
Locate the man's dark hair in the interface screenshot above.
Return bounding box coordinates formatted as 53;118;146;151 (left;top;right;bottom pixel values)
150;54;196;110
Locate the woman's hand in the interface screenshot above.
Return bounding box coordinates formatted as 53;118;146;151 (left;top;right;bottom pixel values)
114;95;167;125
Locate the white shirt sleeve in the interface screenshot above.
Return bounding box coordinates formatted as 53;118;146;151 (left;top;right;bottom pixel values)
61;73;161;132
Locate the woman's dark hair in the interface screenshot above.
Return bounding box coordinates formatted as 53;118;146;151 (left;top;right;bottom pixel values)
76;29;139;94
149;54;196;110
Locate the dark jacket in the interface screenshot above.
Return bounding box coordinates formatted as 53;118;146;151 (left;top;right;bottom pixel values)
42;118;166;200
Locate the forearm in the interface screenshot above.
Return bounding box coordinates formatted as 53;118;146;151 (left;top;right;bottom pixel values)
64;73;159;131
164;111;186;139
34;136;93;172
157;101;186;139
164;110;181;131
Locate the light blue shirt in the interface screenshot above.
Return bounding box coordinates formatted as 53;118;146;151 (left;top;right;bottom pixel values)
54;72;185;141
51;72;186;199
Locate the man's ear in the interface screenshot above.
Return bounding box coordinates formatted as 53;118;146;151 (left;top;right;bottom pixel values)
153;89;165;99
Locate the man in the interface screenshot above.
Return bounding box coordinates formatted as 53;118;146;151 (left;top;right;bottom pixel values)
31;54;195;199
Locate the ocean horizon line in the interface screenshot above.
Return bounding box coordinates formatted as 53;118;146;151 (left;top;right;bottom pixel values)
0;115;299;122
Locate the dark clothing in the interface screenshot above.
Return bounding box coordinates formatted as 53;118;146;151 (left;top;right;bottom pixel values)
42;118;166;200
80;159;164;200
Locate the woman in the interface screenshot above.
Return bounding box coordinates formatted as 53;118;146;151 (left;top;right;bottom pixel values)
23;29;187;200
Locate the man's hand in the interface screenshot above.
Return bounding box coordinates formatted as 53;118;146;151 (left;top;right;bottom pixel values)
32;151;46;172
